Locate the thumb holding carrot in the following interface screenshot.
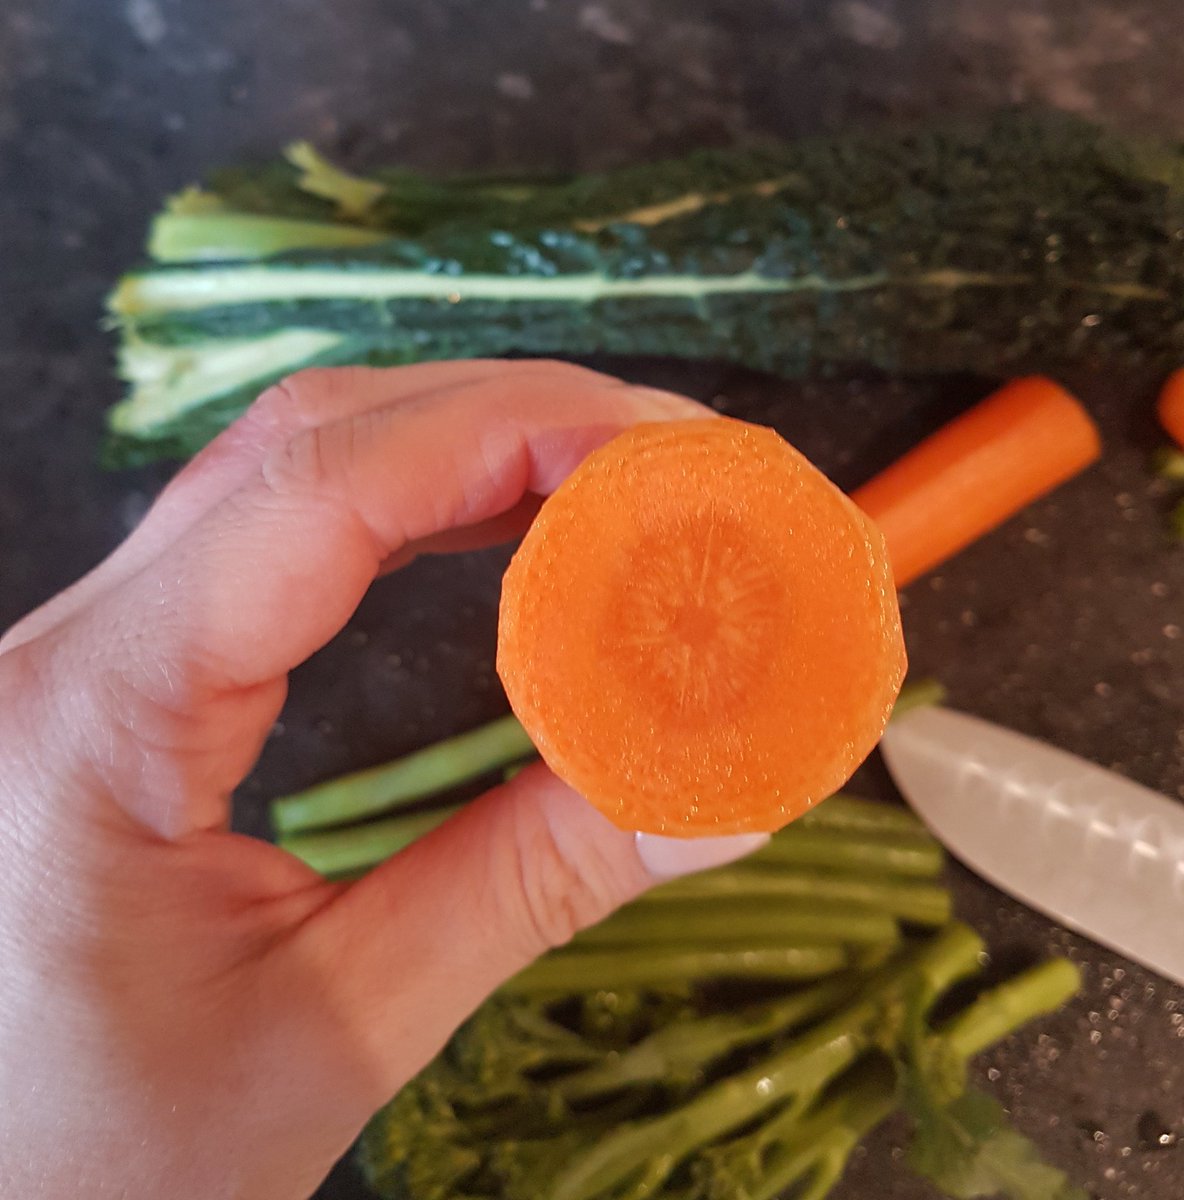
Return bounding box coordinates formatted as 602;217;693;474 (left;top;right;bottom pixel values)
0;361;766;1200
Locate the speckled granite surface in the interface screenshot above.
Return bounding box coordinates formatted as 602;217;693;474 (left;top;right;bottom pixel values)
1;3;1181;1197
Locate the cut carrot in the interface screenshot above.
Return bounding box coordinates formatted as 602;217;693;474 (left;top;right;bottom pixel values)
496;417;905;837
852;377;1101;588
1156;368;1184;448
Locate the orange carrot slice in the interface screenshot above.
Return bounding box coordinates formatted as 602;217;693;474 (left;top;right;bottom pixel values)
497;417;905;837
852;377;1101;589
1156;368;1184;448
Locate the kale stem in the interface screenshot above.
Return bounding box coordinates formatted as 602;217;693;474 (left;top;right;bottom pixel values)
270;713;533;835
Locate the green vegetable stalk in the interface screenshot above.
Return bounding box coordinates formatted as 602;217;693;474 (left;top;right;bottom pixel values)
105;112;1184;466
503;943;856;994
271;712;533;835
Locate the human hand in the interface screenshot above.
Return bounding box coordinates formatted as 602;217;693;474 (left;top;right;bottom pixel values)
0;361;767;1199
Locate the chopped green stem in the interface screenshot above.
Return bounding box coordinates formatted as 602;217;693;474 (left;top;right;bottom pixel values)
1171;497;1184;540
890;677;948;720
750;827;945;878
798;792;929;836
503;944;853;995
575;897;900;947
556;973;867;1103
940;958;1081;1064
639;867;952;926
271;713;534;834
549;925;983;1200
1152;445;1184;481
278;804;465;876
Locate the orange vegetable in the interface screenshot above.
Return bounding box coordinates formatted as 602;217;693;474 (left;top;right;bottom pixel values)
852;377;1101;588
1156;368;1184;448
497;418;905;837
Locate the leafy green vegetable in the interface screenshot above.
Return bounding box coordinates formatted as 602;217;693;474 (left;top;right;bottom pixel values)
357;925;1082;1200
266;679;1081;1200
902;959;1085;1200
907;1088;1087;1200
104;111;1184;465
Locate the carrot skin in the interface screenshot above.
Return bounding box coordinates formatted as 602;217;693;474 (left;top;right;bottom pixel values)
1156;368;1184;449
852;376;1101;588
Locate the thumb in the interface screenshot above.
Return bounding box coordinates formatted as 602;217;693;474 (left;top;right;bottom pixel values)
288;763;767;1103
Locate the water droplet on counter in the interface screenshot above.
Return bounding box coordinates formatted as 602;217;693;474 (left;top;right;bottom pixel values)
1162;624;1181;639
1137;1111;1177;1150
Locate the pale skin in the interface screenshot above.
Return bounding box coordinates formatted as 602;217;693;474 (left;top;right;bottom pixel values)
0;361;767;1199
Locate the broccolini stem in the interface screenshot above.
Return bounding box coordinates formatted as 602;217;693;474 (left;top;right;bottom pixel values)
939;957;1081;1064
574;897;900;948
749;826;944;878
745;1060;899;1200
278;803;465;875
555;973;868;1103
639;866;952;926
549;925;984;1200
503;943;854;995
271;713;534;835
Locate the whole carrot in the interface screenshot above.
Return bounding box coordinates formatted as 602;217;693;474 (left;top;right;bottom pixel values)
1156;368;1184;448
853;376;1101;588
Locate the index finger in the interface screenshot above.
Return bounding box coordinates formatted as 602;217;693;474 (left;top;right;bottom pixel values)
162;367;702;688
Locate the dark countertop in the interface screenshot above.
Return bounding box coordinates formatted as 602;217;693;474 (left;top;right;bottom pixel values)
1;3;1181;1198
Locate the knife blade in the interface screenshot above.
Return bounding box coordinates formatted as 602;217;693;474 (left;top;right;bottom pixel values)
880;706;1184;986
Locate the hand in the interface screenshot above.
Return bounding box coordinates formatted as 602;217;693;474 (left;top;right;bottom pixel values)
0;361;766;1200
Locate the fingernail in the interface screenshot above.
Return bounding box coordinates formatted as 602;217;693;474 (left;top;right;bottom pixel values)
635;831;771;880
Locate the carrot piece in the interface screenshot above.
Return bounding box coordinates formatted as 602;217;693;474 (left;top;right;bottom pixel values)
1156;368;1184;448
852;377;1101;588
496;417;905;837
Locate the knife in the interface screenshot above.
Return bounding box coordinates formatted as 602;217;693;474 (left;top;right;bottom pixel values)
880;706;1184;986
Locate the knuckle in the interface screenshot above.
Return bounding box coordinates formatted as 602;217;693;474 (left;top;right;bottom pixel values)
502;803;619;955
260;423;338;496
